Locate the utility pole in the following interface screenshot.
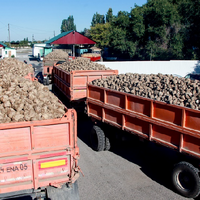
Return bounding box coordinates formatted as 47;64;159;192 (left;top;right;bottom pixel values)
8;24;10;46
54;31;55;37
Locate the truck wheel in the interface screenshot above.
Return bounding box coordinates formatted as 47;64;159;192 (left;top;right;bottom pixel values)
104;136;111;151
46;181;79;200
43;79;47;85
90;125;105;151
46;76;50;85
172;161;200;198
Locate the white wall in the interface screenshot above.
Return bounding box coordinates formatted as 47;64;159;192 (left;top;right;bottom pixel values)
2;49;16;58
98;60;200;77
32;46;43;57
32;43;51;57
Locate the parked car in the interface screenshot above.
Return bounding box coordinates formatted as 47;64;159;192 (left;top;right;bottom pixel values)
185;73;200;81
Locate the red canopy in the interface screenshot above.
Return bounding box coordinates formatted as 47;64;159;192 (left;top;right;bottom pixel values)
50;31;96;45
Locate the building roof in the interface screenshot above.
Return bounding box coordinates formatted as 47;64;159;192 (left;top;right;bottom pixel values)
0;42;7;47
46;30;96;45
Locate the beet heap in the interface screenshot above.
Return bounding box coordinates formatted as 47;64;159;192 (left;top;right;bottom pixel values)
91;73;200;110
57;57;110;72
44;49;69;61
0;58;34;77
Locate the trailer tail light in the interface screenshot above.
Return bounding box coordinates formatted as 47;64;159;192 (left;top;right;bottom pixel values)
39;158;68;170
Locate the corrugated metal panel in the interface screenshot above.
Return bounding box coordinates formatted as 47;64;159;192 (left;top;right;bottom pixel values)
47;31;96;45
46;31;73;44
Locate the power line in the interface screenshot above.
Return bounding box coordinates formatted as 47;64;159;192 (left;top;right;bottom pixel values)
10;23;53;34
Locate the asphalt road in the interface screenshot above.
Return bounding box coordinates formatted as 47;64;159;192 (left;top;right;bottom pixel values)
6;49;198;200
76;114;195;200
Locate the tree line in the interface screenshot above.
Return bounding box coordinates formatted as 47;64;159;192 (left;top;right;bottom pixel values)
61;0;200;60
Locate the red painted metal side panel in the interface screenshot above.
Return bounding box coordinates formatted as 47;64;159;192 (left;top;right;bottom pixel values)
87;84;200;159
127;96;151;117
152;125;180;149
88;86;104;102
106;91;125;109
0;109;79;194
153;102;182;126
51;32;96;45
0;127;31;155
126;115;150;137
185;110;200;131
33;124;70;150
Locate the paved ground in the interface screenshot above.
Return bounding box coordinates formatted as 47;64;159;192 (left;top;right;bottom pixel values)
4;49;199;200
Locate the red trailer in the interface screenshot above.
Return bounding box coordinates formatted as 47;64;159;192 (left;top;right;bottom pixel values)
0;108;80;200
53;66;118;101
43;59;61;85
86;83;200;198
43;58;76;85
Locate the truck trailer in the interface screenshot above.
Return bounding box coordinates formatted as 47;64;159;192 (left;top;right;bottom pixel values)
86;83;200;198
0;108;80;200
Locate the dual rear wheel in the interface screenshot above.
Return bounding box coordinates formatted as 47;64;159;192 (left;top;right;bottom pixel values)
90;125;111;151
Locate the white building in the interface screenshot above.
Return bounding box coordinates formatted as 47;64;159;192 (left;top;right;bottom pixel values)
0;42;16;58
32;43;53;60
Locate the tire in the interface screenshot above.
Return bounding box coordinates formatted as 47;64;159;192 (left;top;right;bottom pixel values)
46;76;50;85
46;181;79;200
104;136;111;151
172;161;200;198
90;125;105;151
43;79;47;85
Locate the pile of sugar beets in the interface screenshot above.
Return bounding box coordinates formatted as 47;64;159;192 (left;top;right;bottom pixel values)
91;73;200;110
57;57;110;72
0;58;65;124
43;49;69;61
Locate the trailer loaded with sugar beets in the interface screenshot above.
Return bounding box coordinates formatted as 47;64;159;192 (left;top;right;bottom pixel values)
52;57;118;110
43;49;69;85
86;73;200;198
0;58;80;200
0;108;79;200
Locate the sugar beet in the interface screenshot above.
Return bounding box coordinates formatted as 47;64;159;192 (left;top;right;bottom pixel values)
91;73;200;110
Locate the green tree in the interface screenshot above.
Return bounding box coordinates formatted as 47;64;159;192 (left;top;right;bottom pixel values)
91;12;105;27
178;0;200;59
106;8;113;23
129;6;145;41
143;0;182;60
90;23;111;49
61;16;76;32
109;11;134;59
80;28;90;38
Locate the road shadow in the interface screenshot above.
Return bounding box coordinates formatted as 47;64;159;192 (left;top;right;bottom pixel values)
76;115;199;199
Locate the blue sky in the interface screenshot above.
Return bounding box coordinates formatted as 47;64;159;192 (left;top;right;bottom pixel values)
0;0;147;42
